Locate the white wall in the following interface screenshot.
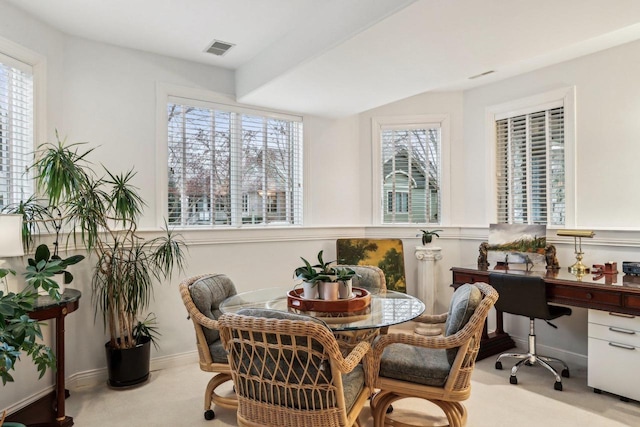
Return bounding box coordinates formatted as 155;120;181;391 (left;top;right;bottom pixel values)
4;0;640;412
0;1;366;411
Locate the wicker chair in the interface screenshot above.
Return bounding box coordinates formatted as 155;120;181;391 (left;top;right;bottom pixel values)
219;308;373;427
367;282;498;427
179;274;239;420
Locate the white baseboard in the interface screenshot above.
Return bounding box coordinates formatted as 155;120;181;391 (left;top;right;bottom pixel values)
3;350;200;414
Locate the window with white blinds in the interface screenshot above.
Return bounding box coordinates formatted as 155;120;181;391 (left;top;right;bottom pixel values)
0;53;34;210
380;124;441;224
496;106;565;226
167;98;303;227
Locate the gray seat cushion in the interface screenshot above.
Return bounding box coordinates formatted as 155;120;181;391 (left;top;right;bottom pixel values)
379;343;450;387
208;339;228;364
232;308;364;412
190;274;237;344
342;365;365;412
444;284;482;365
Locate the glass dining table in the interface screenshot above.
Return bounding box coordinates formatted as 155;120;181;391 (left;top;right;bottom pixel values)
220;286;426;351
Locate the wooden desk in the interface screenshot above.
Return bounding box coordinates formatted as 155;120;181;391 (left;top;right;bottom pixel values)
6;289;81;427
451;266;640;360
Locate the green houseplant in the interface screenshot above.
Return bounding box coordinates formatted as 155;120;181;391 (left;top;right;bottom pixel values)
29;134;187;387
24;244;85;299
294;251;357;300
418;229;443;245
0;283;56;385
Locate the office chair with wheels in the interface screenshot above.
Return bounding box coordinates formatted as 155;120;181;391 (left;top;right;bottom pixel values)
489;272;572;391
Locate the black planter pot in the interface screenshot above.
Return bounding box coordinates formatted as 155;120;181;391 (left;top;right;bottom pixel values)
105;335;151;388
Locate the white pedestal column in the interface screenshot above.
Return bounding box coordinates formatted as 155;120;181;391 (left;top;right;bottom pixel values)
415;245;443;336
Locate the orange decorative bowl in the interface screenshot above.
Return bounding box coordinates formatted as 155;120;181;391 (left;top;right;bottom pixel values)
287;287;371;314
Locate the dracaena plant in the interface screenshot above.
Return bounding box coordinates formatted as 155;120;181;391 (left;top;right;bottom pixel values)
29;132;187;351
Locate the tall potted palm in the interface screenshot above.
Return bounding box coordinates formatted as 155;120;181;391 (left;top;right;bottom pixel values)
31;134;187;387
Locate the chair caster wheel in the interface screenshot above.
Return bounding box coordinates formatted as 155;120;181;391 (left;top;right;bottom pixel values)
495;361;502;370
554;381;563;391
204;409;215;420
561;368;570;378
509;375;517;385
386;405;394;414
524;360;533;366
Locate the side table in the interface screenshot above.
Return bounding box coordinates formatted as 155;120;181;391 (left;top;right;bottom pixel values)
6;289;81;427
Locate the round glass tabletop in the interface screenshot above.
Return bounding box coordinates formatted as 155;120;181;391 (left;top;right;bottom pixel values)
220;287;425;332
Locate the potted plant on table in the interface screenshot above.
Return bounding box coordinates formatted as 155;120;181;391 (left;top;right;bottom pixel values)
294;251;358;300
0;283;56;386
29;134;187;388
24;244;85;299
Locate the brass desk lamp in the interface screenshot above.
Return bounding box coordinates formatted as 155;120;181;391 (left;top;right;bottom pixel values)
557;229;595;276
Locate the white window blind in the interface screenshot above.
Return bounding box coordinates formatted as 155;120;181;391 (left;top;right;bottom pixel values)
496;106;565;225
0;53;34;210
167;99;303;227
380;124;441;224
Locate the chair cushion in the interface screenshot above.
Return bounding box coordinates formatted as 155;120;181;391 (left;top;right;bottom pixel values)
341;265;385;293
444;284;482;365
190;274;237;344
208;339;229;364
342;365;365;413
379;343;450;387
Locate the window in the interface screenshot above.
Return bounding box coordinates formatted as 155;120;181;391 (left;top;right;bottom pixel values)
387;191;408;213
495;106;565;226
377;122;442;224
0;53;34;210
167;97;303;227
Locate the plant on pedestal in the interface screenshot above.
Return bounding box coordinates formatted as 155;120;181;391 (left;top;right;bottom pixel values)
418;229;443;245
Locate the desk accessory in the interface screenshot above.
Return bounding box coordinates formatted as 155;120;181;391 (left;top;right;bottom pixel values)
622;261;640;276
557;229;595;275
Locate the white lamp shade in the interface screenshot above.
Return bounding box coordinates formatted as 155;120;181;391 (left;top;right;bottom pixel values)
0;214;25;257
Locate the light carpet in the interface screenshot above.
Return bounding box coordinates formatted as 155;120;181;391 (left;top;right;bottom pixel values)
66;355;640;426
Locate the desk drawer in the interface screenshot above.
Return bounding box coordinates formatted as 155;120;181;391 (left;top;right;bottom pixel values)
549;285;621;307
589;309;639;330
588;337;640;401
452;272;486;285
588;323;640;347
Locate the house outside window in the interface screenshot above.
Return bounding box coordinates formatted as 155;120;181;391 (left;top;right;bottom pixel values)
0;53;34;210
375;119;444;225
167;97;303;227
490;88;575;227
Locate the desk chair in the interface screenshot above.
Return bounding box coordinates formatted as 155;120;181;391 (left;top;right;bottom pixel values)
489;273;572;391
179;274;238;420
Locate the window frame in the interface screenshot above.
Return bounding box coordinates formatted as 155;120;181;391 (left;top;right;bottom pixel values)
0;37;46;210
485;87;576;228
372;114;450;226
156;83;303;229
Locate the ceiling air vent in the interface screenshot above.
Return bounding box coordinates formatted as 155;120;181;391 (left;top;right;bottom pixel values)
205;39;235;56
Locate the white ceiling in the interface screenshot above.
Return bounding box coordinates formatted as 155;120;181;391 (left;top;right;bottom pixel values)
6;0;640;117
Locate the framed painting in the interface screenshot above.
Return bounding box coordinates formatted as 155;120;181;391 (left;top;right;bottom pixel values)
336;238;406;292
487;224;547;268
